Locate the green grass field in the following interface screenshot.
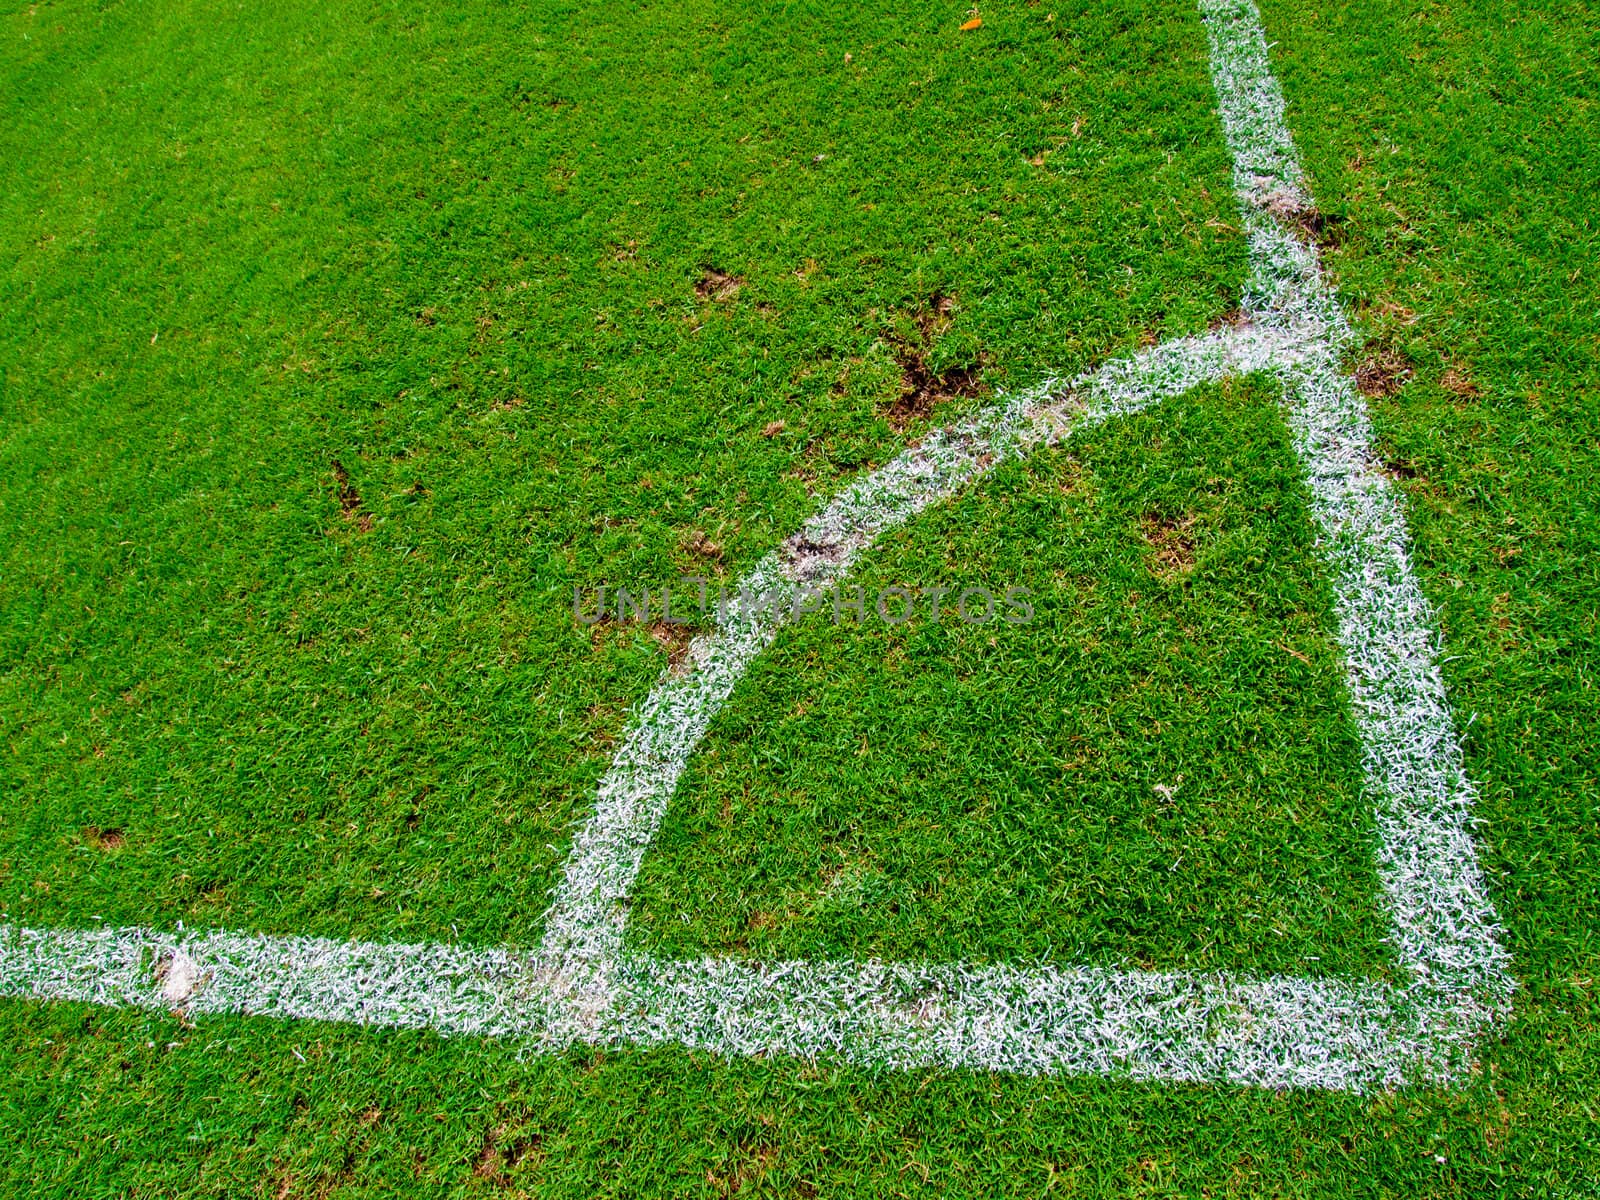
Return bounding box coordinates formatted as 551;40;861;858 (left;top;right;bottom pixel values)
631;379;1391;979
2;0;1597;1193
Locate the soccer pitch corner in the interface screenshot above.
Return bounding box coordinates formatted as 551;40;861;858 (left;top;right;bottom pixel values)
0;0;1513;1094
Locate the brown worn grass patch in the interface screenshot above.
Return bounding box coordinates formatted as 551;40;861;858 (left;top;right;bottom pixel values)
1370;299;1420;326
681;528;724;563
706;1138;781;1198
647;621;697;672
584;701;620;752
1354;348;1414;398
472;1119;543;1185
1441;367;1482;399
881;292;986;430
1141;511;1199;581
79;825;125;851
330;459;372;532
695;267;744;302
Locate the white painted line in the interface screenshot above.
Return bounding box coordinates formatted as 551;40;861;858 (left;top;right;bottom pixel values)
535;323;1291;1039
1199;0;1510;1007
0;924;543;1038
626;957;1431;1091
0;0;1510;1090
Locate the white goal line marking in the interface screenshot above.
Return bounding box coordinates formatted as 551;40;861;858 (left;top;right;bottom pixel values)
0;0;1510;1091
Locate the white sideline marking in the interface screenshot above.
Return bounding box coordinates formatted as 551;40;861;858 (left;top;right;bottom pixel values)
0;0;1510;1090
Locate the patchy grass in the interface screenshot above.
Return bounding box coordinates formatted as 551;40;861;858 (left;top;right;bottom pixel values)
0;0;1238;949
0;0;1596;1194
633;379;1390;979
880;292;988;429
0;0;1239;947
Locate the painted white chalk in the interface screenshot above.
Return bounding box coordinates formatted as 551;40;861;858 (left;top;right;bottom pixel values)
0;0;1510;1091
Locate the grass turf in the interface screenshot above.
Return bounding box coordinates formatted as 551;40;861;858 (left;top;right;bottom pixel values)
632;377;1390;979
1;0;1598;1194
0;0;1239;944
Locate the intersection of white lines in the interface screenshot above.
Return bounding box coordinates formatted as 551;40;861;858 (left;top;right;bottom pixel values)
0;0;1511;1091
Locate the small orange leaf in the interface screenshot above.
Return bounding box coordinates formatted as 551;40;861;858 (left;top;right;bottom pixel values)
960;16;983;30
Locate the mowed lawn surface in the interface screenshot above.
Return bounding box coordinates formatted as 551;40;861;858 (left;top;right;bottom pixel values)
0;0;1596;1197
632;378;1390;979
1;0;1240;945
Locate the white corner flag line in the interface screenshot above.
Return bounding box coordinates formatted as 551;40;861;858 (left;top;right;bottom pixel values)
0;0;1511;1091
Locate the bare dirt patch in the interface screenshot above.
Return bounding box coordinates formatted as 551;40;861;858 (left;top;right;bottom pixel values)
1383;458;1424;482
472;1119;542;1185
1264;191;1346;250
1354;348;1414;398
79;825;125;851
1290;207;1345;249
782;530;848;584
647;621;697;672
330;460;372;532
695;267;744;303
881;292;986;430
